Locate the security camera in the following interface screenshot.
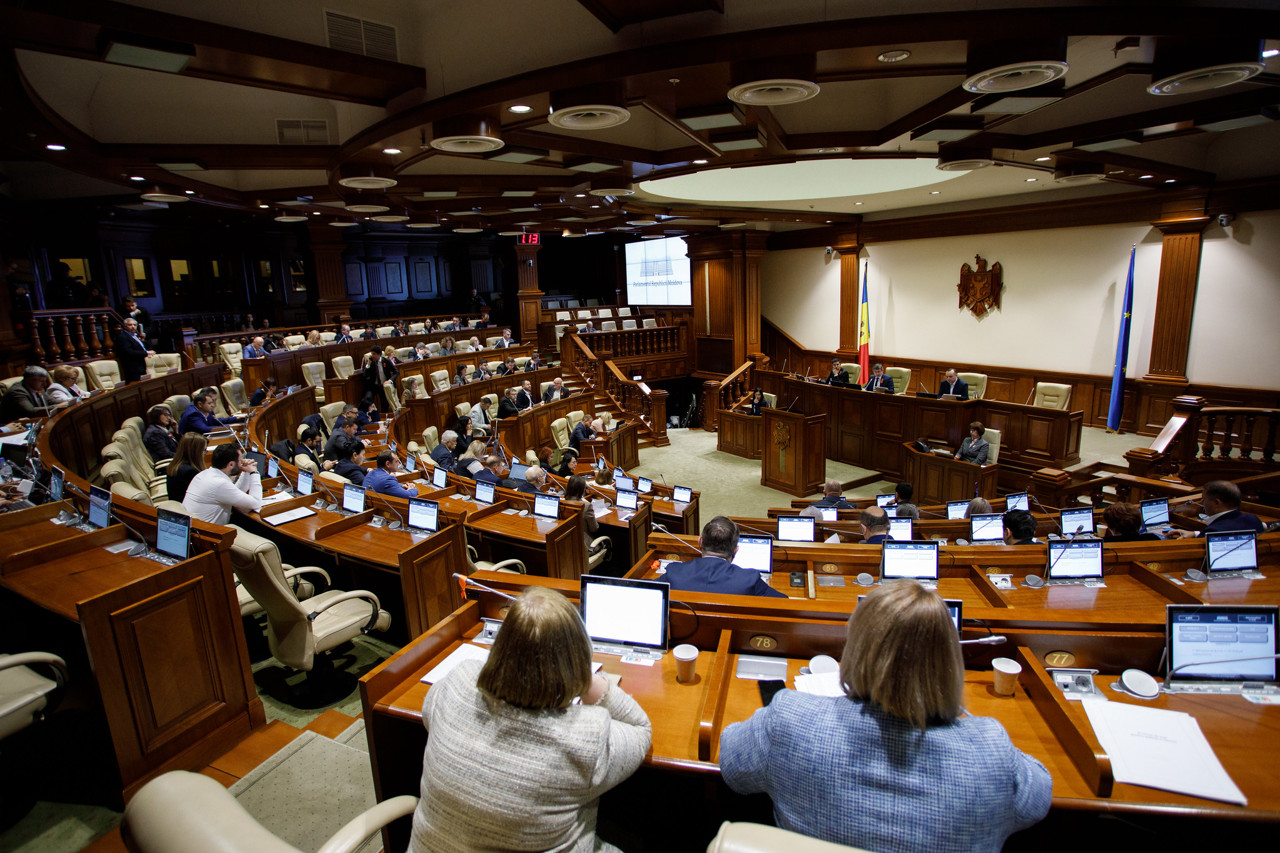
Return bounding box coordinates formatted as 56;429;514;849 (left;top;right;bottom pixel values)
1218;214;1234;227
825;246;833;255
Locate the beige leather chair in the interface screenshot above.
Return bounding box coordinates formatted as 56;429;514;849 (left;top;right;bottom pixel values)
294;451;318;474
426;342;441;357
550;417;570;452
110;480;154;506
402;375;427;401
642;318;657;329
409;322;425;334
219;343;243;377
221;378;249;414
122;770;417;853
885;367;911;395
466;544;526;575
429;369;450;392
983;427;1002;464
455;401;472;422
621;319;637;330
395;346;414;361
376;325;394;338
1033;381;1071;410
597;308;612;318
841;363;861;385
762;392;778;408
0;651;68;742
0;376;22;394
555;311;571;321
227;522;325;618
485;336;502;348
958;372;987;399
85;359;122;390
456;339;473;353
301;361;325;403
320;331;337;343
706;822;872;853
383;379;402;414
514;356;530;369
162;393;192;423
229;526;390;698
566;409;585;431
462;364;475;381
319;401;347;434
282;334;306;350
145;353;182;376
406;440;432;469
331;355;354;379
600;320;617;331
350;329;365;341
616;307;632;317
421;425;439;453
577;310;592;319
467;318;483;329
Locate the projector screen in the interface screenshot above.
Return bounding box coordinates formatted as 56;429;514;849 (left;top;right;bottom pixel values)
624;237;691;306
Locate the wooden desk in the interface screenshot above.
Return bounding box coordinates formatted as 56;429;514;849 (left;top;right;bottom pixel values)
761;408;825;497
901;440;999;502
578;419;640;470
716;409;763;460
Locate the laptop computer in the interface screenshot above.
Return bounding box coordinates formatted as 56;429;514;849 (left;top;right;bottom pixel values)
1060;507;1095;536
776;516;815;542
1140;497;1170;528
819;507;839;522
341;484;366;514
947;500;968;520
636;477;653;494
474;481;496;505
151;508;191;565
1044;540;1104;584
888;517;913;541
432;465;449;489
876;494;895;507
1203;531;1259;578
673;486;692;504
1005;492;1030;512
533;493;560;520
858;593;962;632
87;485;112;530
580;574;670;659
404;453;417;473
880;540;940;587
970;513;1005;543
266;455;280;480
1164;604;1279;695
49;465;65;502
614;474;635;492
734;535;773;576
615;489;639;520
407;498;439;533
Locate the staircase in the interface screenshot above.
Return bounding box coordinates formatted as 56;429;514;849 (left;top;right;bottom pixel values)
561;363;664;449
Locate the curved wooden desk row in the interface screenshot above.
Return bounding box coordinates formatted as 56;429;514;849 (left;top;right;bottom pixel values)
317;344;539;411
359;578;1280;853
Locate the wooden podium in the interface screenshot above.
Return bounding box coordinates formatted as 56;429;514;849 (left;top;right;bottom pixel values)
901;440;999;504
761;408;826;497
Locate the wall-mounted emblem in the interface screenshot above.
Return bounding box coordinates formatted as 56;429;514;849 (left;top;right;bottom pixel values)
958;254;1003;318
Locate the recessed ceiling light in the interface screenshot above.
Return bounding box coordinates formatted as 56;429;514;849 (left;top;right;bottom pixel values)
311;210;320;215
258;203;269;208
46;143;66;151
929;191;941;195
877;49;912;63
1034;156;1051;162
184;189;194;194
1140;174;1154;179
1025;177;1037;182
693;159;708;165
1264;49;1280;59
382;147;401;155
140;191;190;202
508;104;533;113
130;176;145;181
854;202;863;206
1165;178;1176;183
274;213;308;223
573;193;586;198
329;220;360;228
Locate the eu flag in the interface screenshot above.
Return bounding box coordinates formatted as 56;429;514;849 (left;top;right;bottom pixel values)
1106;246;1136;432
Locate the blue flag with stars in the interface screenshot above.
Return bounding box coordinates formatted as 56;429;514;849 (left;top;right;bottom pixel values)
1107;245;1136;431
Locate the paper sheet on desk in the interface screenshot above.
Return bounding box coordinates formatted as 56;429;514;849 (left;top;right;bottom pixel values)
263;507;315;526
794;671;844;697
1083;700;1246;804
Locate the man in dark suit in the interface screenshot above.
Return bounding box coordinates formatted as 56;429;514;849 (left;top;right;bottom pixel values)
362;346;398;408
937;368;969;400
497;387;520;419
812;479;854;509
331;442;367;486
542;377;565;403
862;363;893;393
496;356;519;376
114;317;154;383
663;516;786;598
430;430;459;472
515;380;535;411
0;366;52;421
569;417;598;452
294;427;335;472
1171;480;1266;537
824;358;849;386
494;329;516;349
474;455;506;486
333;324;353;344
524;352;543;372
860;507;891;544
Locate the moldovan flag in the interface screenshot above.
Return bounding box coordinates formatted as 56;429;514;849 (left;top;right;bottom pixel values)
857;263;871;383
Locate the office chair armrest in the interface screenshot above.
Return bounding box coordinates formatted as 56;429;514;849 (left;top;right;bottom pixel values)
588;536;612;555
307;591;384;632
281;565;332;586
0;652;68;689
488;559;527;574
314;795;419;853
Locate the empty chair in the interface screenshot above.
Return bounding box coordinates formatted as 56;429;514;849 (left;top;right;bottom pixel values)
320;331;337;343
395;346;414;361
585;298;600;307
221;378;249;414
228;522;326;619
597;308;612;318
282;334;306;350
555;311;571;321
429;369;450;392
85;360;122;391
622;319;637;330
1033;382;1071;410
409;322;425;333
586;535;612;573
514;356;530;369
550;417;570;451
545;300;560;309
319;400;347;434
219;343;243;377
466;544;526;575
110;480;154;506
383;379;402;414
331;355;354;379
958;372;988;400
841;363;861;385
146;353;182;376
301;362;326;403
0;651;68;742
641;318;657;329
565;298;580;308
984;428;1002;464
616;307;632;317
457;339;473;352
600;320;617;332
577;310;592;319
376;326;394;338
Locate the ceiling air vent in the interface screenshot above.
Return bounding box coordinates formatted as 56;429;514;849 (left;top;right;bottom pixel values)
276;119;331;145
325;11;398;62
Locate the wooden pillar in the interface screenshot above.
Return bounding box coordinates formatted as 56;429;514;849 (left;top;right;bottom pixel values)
1142;216;1210;386
834;240;863;357
515;242;543;347
308;224;352;324
685;231;769;378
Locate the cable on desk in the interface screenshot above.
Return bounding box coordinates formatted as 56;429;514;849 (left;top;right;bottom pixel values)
669;598;700;643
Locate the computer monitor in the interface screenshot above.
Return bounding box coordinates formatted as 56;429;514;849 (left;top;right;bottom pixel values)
296;468;314;496
673;486;692;504
888;518;913;541
533;494;560;519
154;508;191;561
880;540;940;583
946;500;968;520
735;535;773;575
819;507;838;522
1204;531;1258;574
475;481;495;505
404;453;417;473
0;441;30;471
342;484;366;514
242;449;266;472
407;498;439;532
1005;492;1030;512
1060;507;1095;536
266;455;280;479
776;516;815;542
637;477;653;494
970;513;1005;543
508;461;528;483
428;465;447;489
596;457;607;471
614;475;635;492
1165;604;1278;687
1045;540;1104;581
1140;498;1170;527
580;574;670;655
613;467;625;479
50;465;65;502
944;598;964;632
883;506;898;518
88;485;111;530
876;494;895;507
616;489;639;511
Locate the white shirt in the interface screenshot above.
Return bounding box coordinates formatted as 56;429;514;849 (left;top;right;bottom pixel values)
46;383;89;405
183;467;262;525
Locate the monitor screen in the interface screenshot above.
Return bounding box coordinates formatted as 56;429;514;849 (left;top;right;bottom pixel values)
637;477;653;494
776;516;815;542
614;475;635;492
1046;540;1104;580
0;441;29;470
596;457;607;471
1005;492;1030;512
876;494;895;507
407;498;439;532
404;453;417;473
88;485;111;530
296;468;313;495
432;465;449;489
475;481;495;505
266;455;280;479
1204;531;1258;573
881;540;940;582
1140;498;1170;527
580;575;670;652
673;486;692;504
533;494;560;519
944;598;964;632
342;484;366;514
508;461;528;483
1060;507;1095;536
970;513;1005;542
883;506;898;518
616;489;639;511
735;536;774;575
154;508;191;561
888;518;914;541
613;467;625;479
1167;605;1278;683
50;465;65;502
946;500;968;520
244;450;267;472
819;507;838;522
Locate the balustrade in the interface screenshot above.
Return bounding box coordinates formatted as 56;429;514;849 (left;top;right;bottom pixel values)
28;309;121;365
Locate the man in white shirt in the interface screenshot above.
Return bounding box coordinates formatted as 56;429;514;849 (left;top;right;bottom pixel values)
183;443;262;525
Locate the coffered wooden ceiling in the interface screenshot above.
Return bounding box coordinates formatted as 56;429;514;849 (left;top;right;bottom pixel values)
1;1;1278;238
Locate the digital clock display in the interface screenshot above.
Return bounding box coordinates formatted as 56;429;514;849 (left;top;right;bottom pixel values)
518;233;540;245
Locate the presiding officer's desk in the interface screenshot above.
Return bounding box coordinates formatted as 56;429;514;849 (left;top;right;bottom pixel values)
360;574;1280;853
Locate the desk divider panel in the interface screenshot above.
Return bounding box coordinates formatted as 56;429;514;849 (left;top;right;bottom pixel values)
313;510;376;539
1016;645;1114;798
398;522;470;639
546;511;587;581
697;630;735;762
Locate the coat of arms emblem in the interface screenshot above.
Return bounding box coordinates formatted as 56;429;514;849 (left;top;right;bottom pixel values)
958;255;1002;318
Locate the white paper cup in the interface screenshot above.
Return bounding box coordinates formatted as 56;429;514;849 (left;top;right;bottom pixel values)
992;657;1022;696
673;644;698;683
808;654;839;674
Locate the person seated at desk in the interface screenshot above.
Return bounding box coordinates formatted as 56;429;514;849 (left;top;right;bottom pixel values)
468;335;485;353
496;356;519;376
412;342;430;361
183;443;262;526
431;430;459;473
242;336;268;361
1;365;53;420
474;455;506;487
747;388;769;416
662;516;787;598
471;362;494;384
178;388;239;435
469;397;493;434
1102;502;1160;542
331;442;368;486
364;449;418;498
1171;479;1265;537
249;377;277;407
860;507;891;544
355;396;381;433
938;368;969;400
443;317;461;333
718;580;1051;851
294;427;336;473
458;440;488;479
813;479;854;509
891;482;919;519
515;465;548;495
45;365;91;405
497;387;520;419
439;336;458;356
305;330;324;348
524;352;543;372
494;328;516;349
862;363;893;393
570;417;600;453
543;377;565;403
409;586;650;853
452;364;469;387
324;416;369;462
1003;509;1039;545
824;357;849;386
143;404;179;463
333;324;353;344
965;497;991;519
954;421;989;465
516;380;535;411
165;433;206;504
565;474;601;551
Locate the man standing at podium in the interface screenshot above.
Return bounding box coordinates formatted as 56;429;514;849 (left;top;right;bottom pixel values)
663;517;786;598
937;369;969;400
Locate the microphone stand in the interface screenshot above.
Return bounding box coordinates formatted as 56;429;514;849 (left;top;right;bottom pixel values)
453;572;518;602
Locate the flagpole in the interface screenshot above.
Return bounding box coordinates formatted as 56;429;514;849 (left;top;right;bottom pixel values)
1106;244;1137;433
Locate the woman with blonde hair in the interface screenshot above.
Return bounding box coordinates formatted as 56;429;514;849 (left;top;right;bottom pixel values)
305;329;323;347
165;432;207;503
410;586;650;852
719;579;1051;851
458;439;488;478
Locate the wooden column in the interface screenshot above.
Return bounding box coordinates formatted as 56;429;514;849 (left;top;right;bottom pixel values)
515;242;543;347
1142;216;1210;385
835;240;863;357
685;231;769;379
308;224;352;324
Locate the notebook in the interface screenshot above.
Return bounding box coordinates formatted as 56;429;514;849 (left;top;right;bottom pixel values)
636;477;653;494
858;594;962;633
880;540;940;586
876;494;895;507
776;516;815;542
1164;604;1279;695
970;513;1005;543
404;453;417;473
580;574;669;659
50;465;65;502
266;455;280;479
1045;540;1104;584
508;460;527;482
615;489;639;516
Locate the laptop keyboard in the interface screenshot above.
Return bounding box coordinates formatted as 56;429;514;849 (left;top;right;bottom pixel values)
591;643;662;660
1165;681;1280;695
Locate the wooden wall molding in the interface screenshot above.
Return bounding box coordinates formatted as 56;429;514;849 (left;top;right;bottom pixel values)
836;247;863;357
1143;216;1209;384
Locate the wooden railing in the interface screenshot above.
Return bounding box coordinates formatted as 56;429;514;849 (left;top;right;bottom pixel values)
561;333;602;392
1125;395;1280;483
602;361;669;447
698;354;768;432
28;308;125;365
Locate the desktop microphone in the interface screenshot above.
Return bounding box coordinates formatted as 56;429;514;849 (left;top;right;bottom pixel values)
736;520;778;539
373;495;407;531
179;349;196;366
1116;652;1280;699
17;473;81;524
918;380;929;394
781;357;788;376
856;572;875;587
586;483;613;507
1026;525;1084;588
1029;495;1063;536
1023;388;1034;406
915;506;946;519
65;482;149;556
784;396;799;412
959;635;1008;646
452;572;518;602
